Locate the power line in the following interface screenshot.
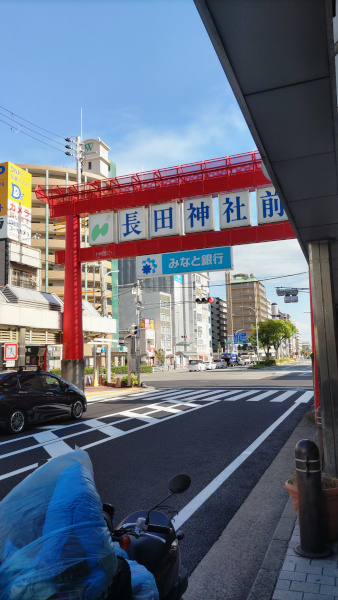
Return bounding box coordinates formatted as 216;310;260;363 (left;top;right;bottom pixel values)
0;118;66;154
0;111;66;147
0;105;66;141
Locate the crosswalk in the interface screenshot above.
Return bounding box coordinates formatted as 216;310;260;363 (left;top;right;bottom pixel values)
0;387;313;483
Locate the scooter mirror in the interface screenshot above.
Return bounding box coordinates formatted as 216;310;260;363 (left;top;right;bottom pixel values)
169;474;191;494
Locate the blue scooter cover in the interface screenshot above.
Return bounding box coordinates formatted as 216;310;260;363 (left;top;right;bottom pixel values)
0;450;117;599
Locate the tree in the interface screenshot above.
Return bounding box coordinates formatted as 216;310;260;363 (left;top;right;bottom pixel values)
154;348;165;364
250;319;297;359
275;320;297;357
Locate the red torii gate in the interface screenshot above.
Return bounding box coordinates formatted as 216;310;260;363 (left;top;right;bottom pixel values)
35;150;296;385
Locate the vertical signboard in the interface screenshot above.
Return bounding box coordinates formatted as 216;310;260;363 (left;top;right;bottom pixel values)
0;163;31;244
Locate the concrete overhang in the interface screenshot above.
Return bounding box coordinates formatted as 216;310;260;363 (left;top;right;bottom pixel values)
194;0;338;300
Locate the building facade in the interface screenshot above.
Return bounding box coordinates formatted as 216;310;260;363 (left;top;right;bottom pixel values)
231;274;270;340
210;297;228;354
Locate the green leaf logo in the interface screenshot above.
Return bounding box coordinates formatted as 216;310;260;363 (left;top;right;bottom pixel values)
92;223;109;241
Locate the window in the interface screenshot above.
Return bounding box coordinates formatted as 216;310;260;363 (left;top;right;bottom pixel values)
88;161;92;170
0;373;18;389
19;373;40;390
40;375;62;389
11;269;37;290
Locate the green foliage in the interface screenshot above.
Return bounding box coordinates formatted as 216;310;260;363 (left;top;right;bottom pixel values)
249;359;276;369
154;348;165;363
121;375;138;387
251;319;297;359
50;368;61;375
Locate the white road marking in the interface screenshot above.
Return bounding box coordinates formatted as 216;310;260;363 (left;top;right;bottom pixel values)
173;394;313;529
221;390;259;401
32;431;73;458
0;389;313;480
246;390;279;402
270;390;297;403
0;463;38;481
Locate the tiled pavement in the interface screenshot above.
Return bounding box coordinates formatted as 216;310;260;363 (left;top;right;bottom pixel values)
273;523;338;600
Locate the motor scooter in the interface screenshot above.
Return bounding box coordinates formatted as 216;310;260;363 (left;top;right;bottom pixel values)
103;473;191;600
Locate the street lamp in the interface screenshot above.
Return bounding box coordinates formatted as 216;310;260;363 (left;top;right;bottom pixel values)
239;306;260;363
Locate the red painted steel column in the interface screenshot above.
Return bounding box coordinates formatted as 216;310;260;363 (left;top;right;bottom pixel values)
63;214;83;359
309;269;320;412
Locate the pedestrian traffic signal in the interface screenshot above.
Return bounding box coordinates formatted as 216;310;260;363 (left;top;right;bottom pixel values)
130;324;139;336
196;297;214;304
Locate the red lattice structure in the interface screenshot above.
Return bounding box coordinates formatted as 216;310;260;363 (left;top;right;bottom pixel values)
34;150;296;363
35;150;270;218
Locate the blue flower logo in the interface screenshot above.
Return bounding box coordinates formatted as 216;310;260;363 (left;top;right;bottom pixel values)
142;258;157;275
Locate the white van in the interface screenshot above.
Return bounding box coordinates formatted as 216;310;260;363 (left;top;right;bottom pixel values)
188;360;206;372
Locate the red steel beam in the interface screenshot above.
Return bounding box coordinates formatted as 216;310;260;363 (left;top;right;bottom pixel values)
35;151;270;220
55;222;296;265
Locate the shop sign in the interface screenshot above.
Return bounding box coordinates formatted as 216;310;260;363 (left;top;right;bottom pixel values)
0;162;31;244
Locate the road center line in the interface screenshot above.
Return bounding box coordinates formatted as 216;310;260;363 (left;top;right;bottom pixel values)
173;394;312;530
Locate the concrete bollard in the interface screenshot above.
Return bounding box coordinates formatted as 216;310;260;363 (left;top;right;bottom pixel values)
294;439;331;558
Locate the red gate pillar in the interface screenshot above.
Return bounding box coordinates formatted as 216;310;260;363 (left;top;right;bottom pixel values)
61;214;85;390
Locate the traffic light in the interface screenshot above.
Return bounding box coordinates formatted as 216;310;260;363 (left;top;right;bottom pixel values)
130;324;139;336
196;297;214;304
276;288;298;303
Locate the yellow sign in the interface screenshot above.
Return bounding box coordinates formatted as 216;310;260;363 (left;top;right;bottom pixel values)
0;163;31;243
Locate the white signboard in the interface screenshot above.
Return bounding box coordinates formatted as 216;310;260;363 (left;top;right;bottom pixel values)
150;202;181;238
183;196;214;234
256;186;288;224
219;191;251;229
119;207;147;242
0;204;32;244
89;212;115;245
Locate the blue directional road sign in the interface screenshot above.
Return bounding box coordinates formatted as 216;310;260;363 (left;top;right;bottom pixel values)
234;332;247;344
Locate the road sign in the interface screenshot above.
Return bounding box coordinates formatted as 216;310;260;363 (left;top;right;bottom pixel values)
4;343;18;360
136;246;232;278
234;332;247;344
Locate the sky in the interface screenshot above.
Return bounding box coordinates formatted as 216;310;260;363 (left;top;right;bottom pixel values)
0;0;311;341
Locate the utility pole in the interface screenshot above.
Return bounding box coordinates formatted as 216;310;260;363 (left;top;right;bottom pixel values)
134;280;142;387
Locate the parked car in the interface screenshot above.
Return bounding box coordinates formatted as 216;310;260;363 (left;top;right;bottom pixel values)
188;360;206;372
0;369;87;434
214;359;227;369
204;361;216;370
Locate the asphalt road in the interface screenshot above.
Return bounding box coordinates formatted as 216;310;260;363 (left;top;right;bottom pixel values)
141;360;314;388
0;363;314;582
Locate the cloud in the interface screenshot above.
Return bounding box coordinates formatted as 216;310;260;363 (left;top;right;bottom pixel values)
109;100;253;175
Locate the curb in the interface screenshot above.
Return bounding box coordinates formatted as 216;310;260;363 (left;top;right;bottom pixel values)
85;385;156;398
184;411;316;600
246;420;317;600
247;497;296;600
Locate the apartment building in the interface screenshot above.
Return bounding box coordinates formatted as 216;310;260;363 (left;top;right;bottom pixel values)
231;273;270;339
210;297;228;353
18;139;115;314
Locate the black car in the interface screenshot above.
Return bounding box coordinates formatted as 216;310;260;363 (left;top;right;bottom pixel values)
0;369;87;434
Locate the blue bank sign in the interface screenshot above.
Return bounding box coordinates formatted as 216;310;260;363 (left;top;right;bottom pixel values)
136;246;233;278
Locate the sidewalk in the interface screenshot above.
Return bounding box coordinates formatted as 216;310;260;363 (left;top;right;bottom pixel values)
84;384;150;399
184;413;338;600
